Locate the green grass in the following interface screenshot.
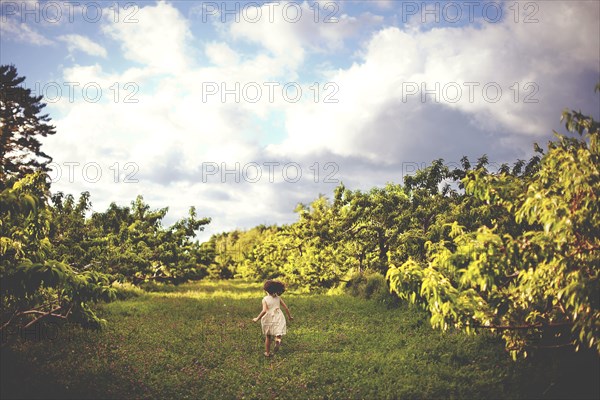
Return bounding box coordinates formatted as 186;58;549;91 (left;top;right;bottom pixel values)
2;280;598;399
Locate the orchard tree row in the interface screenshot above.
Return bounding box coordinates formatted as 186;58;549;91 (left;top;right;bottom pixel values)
208;153;544;289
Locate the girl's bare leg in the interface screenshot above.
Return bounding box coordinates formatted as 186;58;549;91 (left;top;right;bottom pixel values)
274;335;282;352
264;335;271;356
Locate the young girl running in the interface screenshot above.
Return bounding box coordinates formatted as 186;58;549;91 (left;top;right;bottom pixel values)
252;280;293;357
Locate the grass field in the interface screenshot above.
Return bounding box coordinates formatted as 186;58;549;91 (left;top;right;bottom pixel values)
1;280;598;399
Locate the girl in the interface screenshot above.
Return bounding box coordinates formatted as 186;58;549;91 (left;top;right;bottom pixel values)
252;280;293;357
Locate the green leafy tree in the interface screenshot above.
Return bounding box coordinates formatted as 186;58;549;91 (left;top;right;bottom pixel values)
1;173;115;335
1;65;56;179
79;196;212;284
333;183;409;274
387;99;599;358
49;191;92;268
238;226;290;281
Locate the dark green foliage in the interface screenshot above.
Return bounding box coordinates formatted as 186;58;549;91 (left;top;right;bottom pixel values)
1;173;116;334
0;65;116;335
345;271;400;307
0;64;56;178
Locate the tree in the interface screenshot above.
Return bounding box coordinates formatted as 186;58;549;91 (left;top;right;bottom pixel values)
1;64;56;180
77;195;212;284
333;183;409;274
238;226;290;281
49;191;92;268
1;173;115;335
387;95;600;358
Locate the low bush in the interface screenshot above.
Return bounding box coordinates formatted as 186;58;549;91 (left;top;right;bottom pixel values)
345;270;399;307
111;281;144;300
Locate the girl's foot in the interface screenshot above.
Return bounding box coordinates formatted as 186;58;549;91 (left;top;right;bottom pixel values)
274;337;282;352
264;352;271;357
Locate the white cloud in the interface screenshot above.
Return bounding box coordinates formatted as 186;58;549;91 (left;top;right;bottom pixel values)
372;0;394;10
204;42;239;66
227;2;306;72
58;34;107;58
0;18;52;46
271;1;600;163
227;1;383;69
102;1;193;74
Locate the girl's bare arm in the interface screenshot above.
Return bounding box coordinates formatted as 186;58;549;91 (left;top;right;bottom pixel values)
252;300;268;322
280;298;293;320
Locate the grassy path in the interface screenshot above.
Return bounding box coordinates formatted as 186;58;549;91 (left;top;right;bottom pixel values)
2;280;598;399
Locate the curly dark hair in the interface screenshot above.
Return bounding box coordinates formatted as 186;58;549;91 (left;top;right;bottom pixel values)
263;280;285;295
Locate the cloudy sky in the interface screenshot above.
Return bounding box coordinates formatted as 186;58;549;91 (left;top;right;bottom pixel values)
1;0;599;240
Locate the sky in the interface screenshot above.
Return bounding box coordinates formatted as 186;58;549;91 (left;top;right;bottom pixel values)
1;0;599;241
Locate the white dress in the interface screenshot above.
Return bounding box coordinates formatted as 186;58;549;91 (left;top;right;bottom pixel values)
261;295;287;336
